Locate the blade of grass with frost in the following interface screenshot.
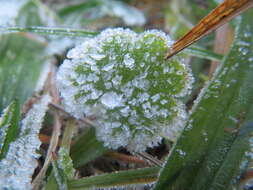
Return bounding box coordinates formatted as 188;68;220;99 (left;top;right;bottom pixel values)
0;27;221;63
58;120;76;178
48;146;75;190
206;122;253;189
0;34;46;110
154;9;253;190
52;159;69;190
0;26;99;37
50;120;76;190
68;167;159;189
0;94;51;190
0;101;20;160
184;46;223;62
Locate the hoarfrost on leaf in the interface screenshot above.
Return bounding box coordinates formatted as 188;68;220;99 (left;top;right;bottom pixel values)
57;28;193;152
0;94;51;190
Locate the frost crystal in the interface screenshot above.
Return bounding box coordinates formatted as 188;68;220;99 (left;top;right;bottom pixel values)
0;94;51;190
101;92;123;109
57;28;193;152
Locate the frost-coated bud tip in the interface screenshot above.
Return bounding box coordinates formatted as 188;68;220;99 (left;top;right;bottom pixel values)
57;28;193;152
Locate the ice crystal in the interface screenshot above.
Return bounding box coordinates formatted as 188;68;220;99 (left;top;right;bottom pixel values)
57;28;193;152
0;94;51;190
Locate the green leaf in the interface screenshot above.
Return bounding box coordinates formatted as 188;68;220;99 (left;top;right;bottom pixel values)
0;33;46;110
0;101;20;160
68;167;159;189
154;9;253;190
70;127;108;168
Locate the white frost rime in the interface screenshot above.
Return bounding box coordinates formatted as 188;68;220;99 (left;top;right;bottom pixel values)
0;94;51;190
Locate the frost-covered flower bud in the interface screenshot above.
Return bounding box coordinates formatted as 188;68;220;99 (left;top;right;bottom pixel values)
56;28;193;152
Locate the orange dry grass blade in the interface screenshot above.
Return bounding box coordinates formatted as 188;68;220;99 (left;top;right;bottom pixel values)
166;0;253;58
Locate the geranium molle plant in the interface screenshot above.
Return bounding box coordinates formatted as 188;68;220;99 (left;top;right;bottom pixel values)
56;28;193;152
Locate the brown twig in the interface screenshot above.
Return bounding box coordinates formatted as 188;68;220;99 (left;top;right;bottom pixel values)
32;60;62;190
136;152;163;167
39;134;62;146
49;103;96;128
166;0;253;59
208;23;234;77
105;152;148;166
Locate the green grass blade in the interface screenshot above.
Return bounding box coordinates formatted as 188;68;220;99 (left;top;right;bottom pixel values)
154;9;253;190
185;46;223;62
68;167;159;189
206;122;253;189
0;101;20;160
0;26;99;37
